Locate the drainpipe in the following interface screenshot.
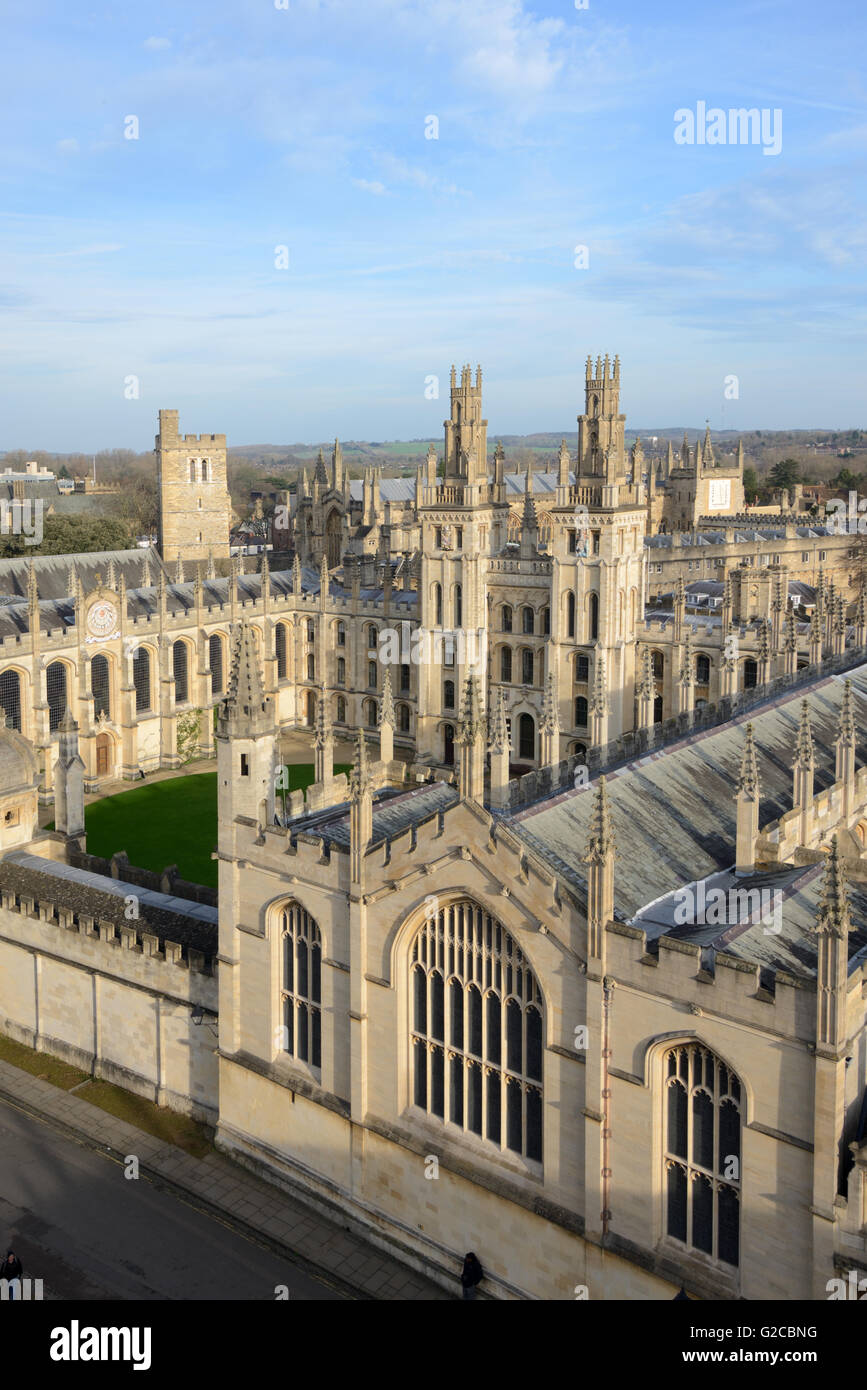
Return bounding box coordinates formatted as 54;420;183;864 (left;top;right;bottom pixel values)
601;975;615;1237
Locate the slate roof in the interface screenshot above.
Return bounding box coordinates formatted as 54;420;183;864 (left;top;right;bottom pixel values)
509;665;867;972
0;549;167;602
0;851;217;960
292;780;458;850
631;862;867;980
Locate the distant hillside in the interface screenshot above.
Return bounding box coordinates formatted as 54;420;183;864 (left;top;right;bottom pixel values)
229;426;867;484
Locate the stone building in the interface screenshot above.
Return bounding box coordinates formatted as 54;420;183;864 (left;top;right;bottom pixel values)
1;625;865;1299
0;358;861;798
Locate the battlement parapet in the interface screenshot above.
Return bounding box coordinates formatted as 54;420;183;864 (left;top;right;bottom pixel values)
0;887;213;976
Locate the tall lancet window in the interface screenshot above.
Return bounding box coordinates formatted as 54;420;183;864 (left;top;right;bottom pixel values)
281;902;322;1070
410;900;543;1163
664;1044;741;1267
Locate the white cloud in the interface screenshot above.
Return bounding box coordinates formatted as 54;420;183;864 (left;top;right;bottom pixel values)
352;178;387;195
56;138;79;155
143;37;171;51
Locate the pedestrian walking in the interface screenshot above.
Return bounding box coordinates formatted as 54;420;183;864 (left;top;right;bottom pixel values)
460;1251;483;1300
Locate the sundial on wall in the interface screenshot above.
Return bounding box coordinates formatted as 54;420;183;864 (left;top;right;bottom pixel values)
86;598;118;641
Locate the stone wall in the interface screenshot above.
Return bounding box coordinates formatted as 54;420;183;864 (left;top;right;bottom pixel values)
0;889;218;1122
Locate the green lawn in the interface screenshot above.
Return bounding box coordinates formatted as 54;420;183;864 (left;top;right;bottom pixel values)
82;764;349;891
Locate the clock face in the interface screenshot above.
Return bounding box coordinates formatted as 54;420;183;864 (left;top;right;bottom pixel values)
87;599;118;639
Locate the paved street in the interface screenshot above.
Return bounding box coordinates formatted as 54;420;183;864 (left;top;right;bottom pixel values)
0;1098;344;1300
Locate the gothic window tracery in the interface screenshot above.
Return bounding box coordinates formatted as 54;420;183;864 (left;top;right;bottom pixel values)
410;901;543;1162
664;1043;740;1267
280;902;321;1070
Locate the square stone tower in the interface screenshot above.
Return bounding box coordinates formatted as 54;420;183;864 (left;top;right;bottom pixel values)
156;409;232;563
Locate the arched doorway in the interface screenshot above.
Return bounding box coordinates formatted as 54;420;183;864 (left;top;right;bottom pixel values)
95;732;112;778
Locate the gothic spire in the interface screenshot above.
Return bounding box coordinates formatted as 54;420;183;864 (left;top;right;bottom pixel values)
379;667;395;729
312;687;333;750
457;672;485;743
349;727;372;801
737;723;760;798
488;686;510;754
793;698;815;769
584;776;615;863
816;835;850;939
218;622;272;738
314;448;328;486
591;645;609;714
541;671;560;734
837;679;855;745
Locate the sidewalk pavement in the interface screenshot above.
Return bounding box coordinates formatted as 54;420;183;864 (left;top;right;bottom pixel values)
0;1058;449;1301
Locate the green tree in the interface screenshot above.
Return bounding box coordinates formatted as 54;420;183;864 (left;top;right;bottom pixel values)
742;466;760;503
768;458;800;490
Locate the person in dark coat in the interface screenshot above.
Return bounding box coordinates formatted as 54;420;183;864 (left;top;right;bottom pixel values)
1;1250;23;1297
460;1251;483;1300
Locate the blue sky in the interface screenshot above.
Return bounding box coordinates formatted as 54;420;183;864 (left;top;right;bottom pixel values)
1;0;865;451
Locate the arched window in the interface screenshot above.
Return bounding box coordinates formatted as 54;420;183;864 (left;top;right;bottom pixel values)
0;670;21;731
400;663;411;693
172;641;188;705
572;742;587;760
519;713;535;761
522;606;534;635
652;650;664;679
502;604;513;633
280;903;321;1070
521;648;534;685
337;621;346;647
589;592;599;641
336;695;346;723
367;624;378;650
398;703;410;733
410;900;543;1161
443;723;455;765
200;459;209;482
541;607;550;636
653;694;663;724
47;661;67;731
133;648;151;713
575;696;588;727
567;592;575;638
305;691;315;726
434;583;443;627
696;654;711;685
575;654;589;683
91;654;110;719
444;680;455;710
275;623;287;680
501;647;512;682
664;1044;740;1267
306;620;315;644
365;699;377;728
307;654;315;681
455;584;463;627
743;658;758;690
367;660;377;688
209;634;223;696
337;657;346;685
